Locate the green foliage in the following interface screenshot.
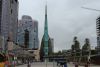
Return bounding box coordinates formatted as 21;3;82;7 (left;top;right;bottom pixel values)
81;38;91;62
73;36;80;50
70;37;92;62
71;45;75;51
82;38;90;51
70;36;81;62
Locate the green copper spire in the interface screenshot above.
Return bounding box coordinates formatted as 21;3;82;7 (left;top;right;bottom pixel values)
44;4;49;56
44;4;48;39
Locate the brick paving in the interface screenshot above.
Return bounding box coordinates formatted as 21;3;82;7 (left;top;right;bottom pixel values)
16;62;100;67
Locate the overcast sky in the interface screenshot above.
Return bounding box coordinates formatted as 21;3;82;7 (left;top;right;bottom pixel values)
18;0;100;52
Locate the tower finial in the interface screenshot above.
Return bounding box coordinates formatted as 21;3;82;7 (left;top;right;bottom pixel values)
45;0;47;16
46;0;47;5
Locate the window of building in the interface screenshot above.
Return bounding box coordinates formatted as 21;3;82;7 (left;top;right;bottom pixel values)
11;9;12;14
29;51;34;54
11;0;13;3
25;21;27;24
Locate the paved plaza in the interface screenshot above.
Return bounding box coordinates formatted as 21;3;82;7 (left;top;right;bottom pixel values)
16;62;100;67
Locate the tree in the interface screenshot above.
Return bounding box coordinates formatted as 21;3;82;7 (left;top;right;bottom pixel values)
71;45;75;61
58;51;62;55
71;45;75;51
82;38;90;50
71;36;81;62
82;38;91;62
73;37;80;50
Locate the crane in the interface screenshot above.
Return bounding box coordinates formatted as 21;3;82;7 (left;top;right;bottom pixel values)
82;6;100;61
82;7;100;12
82;7;100;65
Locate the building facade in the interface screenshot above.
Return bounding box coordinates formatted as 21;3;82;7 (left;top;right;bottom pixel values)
0;0;18;49
17;15;39;49
0;0;4;49
96;16;100;53
49;38;54;53
0;0;2;33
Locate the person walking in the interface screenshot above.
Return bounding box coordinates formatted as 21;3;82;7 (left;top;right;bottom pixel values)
27;59;31;67
64;62;67;67
75;62;78;67
85;61;90;67
85;63;88;67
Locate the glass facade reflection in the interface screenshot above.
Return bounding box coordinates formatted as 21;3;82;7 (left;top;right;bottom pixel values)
17;15;39;49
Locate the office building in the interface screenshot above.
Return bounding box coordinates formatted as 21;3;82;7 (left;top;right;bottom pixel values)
49;38;54;53
17;15;39;49
0;0;2;33
0;0;18;49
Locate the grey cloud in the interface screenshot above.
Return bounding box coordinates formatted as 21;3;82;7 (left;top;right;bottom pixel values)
19;0;100;52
